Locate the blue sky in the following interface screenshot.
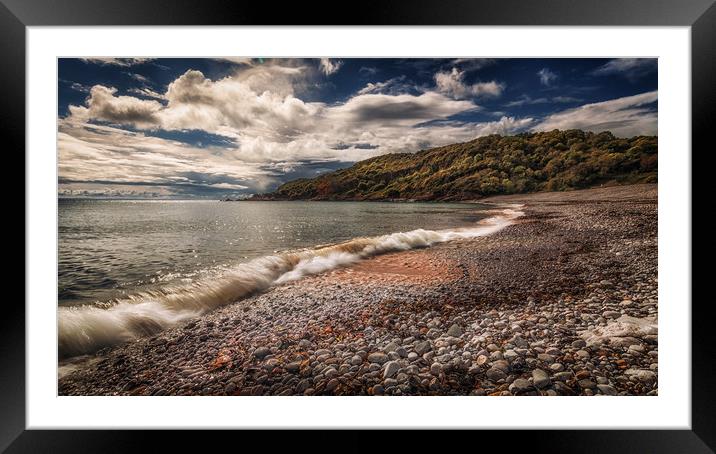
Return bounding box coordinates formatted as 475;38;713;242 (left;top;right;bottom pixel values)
58;57;657;198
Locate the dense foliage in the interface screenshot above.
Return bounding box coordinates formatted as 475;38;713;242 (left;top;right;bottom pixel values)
254;130;657;201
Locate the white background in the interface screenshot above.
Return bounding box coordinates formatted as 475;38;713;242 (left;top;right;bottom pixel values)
26;26;691;429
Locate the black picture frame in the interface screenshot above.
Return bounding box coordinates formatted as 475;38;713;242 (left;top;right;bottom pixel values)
5;0;713;451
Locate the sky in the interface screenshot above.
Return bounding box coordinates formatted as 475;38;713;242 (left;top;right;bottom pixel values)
58;57;657;199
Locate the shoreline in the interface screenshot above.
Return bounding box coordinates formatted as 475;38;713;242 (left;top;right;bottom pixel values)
57;204;519;359
59;184;658;396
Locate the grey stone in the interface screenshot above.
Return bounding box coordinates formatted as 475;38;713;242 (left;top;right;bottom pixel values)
383;361;400;379
576;350;590;359
298;339;312;349
628;344;646;353
430;363;442;376
253;347;271;359
532;369;551;388
597;384;618;395
415;341;432;355
509;378;532;393
447;324;463;337
491;360;510;372
486;367;507;381
511;335;530;348
537;353;555;364
553;372;572;382
625;369;657;384
368;352;389;364
571;339;587;348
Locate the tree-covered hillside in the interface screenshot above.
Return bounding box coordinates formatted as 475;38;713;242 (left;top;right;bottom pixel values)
252;129;657;201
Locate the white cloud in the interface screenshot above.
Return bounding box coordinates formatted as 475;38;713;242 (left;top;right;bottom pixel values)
532;91;658;137
468;116;534;136
505;94;581;107
356;76;415;96
434;68;504;99
68;85;164;128
58;121;268;195
505;95;549;107
359;66;378;76
127;87;166;100
70;82;90;93
449;58;496;72
213;57;254;65
552;96;582;103
592;58;657;81
80;58;153;67
330;92;476;128
537;68;557;86
125;72;151;84
319;58;343;76
66;67;482;159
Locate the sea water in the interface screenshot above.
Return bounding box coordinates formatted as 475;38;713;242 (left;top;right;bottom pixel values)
58;199;519;357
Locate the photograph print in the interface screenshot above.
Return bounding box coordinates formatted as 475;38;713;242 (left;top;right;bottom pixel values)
57;57;658;397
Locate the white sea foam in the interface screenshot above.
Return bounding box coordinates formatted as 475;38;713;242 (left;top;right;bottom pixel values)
58;206;523;357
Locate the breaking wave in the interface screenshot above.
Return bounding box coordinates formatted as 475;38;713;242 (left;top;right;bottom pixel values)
58;206;523;358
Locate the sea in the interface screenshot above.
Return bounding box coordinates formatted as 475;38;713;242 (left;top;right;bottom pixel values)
58;199;519;358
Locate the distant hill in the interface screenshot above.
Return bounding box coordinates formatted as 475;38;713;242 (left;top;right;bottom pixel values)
252;129;657;201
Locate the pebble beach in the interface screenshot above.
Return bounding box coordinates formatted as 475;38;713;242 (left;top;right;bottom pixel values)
58;184;658;396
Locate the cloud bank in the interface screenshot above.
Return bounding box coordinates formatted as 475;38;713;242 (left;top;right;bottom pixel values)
59;58;657;198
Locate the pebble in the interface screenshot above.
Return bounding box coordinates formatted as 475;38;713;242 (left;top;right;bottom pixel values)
430;363;442;376
253;347;271;359
553;372;572;382
509;378;532;394
415;341;432;355
532;369;551;388
537;353;555;364
625;369;657;384
447;324;463;337
597;384;617;395
383;361;400;379
576;350;590;359
486;368;507;381
326;379;340;391
368;352;389;364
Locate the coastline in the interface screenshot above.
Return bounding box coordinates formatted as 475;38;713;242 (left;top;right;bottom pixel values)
59;184;657;396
